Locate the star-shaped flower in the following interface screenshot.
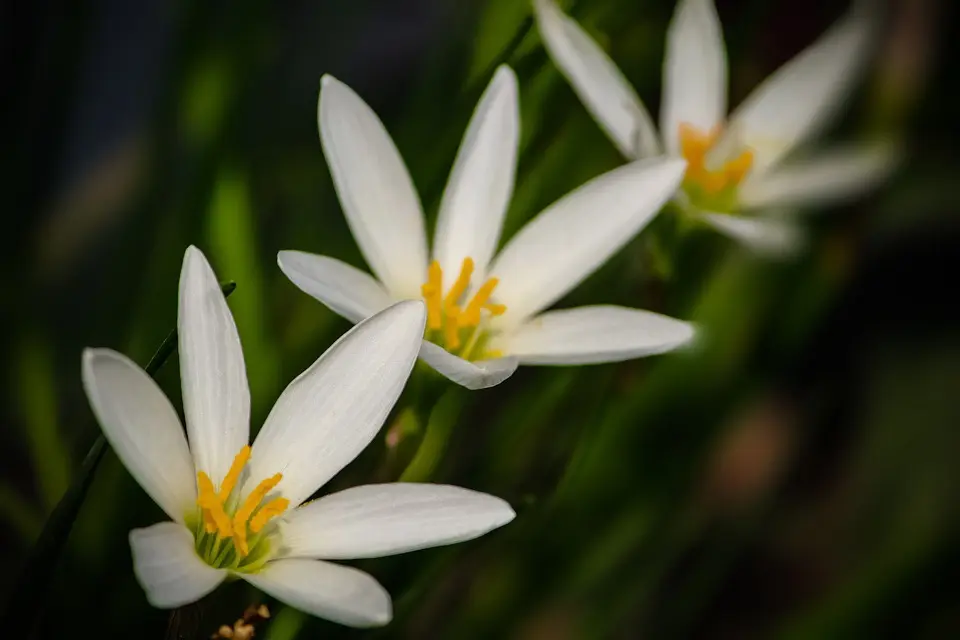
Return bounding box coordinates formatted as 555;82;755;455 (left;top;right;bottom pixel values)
82;246;514;627
535;0;897;255
279;66;695;390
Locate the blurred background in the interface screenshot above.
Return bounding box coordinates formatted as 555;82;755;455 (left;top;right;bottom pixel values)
2;0;958;637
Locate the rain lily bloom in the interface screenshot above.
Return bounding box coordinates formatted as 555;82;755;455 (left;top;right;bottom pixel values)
534;0;897;255
278;65;695;391
81;246;514;627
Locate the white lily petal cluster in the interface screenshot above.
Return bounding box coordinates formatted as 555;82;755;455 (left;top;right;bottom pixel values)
279;66;696;390
534;0;898;256
82;246;515;627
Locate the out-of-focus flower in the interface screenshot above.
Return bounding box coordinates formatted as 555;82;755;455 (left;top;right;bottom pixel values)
279;66;695;390
81;246;514;627
534;0;898;256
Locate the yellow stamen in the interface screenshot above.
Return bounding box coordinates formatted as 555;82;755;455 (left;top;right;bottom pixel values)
218;445;250;502
443;305;462;350
421;261;443;330
678;122;753;198
419;256;507;359
197;472;233;536
249;497;290;533
232;473;283;556
723;148;754;184
443;257;474;309
461;277;502;326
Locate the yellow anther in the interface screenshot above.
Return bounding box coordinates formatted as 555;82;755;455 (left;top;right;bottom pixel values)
197;472;233;537
443;258;474;309
443;305;462;350
218;445;250;502
678;122;753;197
232;473;283;556
485;302;507;316
723;149;754;184
421;261;443;330
461;277;500;326
249;497;290;533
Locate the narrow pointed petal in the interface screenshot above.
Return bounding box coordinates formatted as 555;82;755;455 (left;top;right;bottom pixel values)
418;341;518;390
696;211;804;257
279;483;515;560
661;0;728;155
277;251;393;324
495;305;695;365
82;349;196;523
244;559;391;628
533;0;659;158
129;522;226;608
319;75;428;298
178;246;250;485
433;66;519;280
248;301;425;507
739;142;897;210
489;158;686;325
727;11;873;175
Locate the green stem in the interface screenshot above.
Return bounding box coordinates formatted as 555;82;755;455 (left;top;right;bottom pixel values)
0;281;236;636
399;387;463;483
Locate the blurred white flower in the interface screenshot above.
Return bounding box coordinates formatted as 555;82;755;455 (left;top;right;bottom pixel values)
81;246;514;627
534;0;898;256
279;66;695;390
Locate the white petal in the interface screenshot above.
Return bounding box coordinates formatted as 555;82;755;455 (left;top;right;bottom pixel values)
277;251;394;324
319;75;428;298
279;483;515;559
697;211;804;257
661;0;727;155
739;142;898;210
418;341;518;390
129;522;225;608
82;349;196;523
533;0;659;158
178;246;250;485
726;11;873;175
495;305;695;365
489;158;686;325
433;66;519;280
244;559;391;628
248;301;425;507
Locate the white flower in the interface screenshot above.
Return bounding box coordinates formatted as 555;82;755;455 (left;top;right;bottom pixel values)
278;66;695;390
534;0;897;256
81;246;515;627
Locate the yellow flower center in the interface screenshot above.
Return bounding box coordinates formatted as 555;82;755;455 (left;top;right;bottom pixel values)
678;123;754;213
190;445;289;572
420;257;506;360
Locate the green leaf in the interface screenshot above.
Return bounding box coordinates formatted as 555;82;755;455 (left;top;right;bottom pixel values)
0;281;236;636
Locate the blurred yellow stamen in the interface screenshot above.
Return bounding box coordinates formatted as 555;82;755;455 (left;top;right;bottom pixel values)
679;123;754;197
421;261;443;330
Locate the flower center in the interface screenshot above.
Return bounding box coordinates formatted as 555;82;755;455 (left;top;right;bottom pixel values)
678;123;754;213
420;257;506;360
189;445;289;572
